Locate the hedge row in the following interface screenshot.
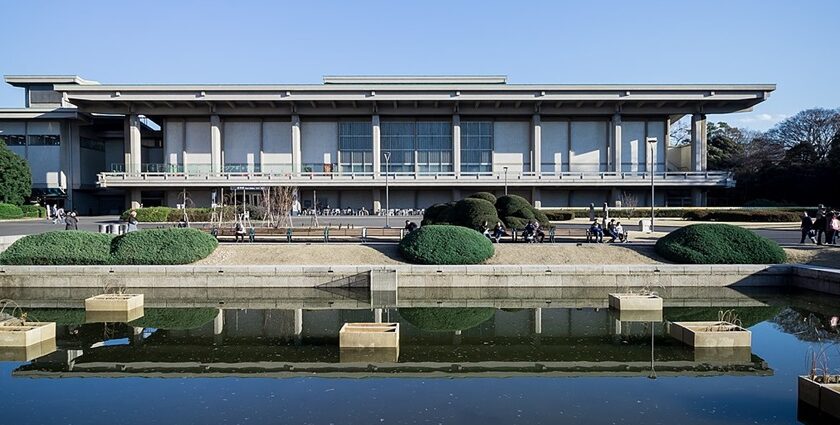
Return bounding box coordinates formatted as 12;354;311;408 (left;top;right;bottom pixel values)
654;223;786;264
21;205;47;218
541;208;803;222
399;307;496;332
120;206;239;222
0;203;24;219
0;228;218;265
20;307;219;329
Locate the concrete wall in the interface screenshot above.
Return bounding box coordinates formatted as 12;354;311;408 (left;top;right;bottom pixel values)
262;120;292;173
541;120;569;174
184;121;211;171
223;120;260;171
569;121;607;173
622;119;667;173
492;121;529;173
164;120;184;167
301;121;337;171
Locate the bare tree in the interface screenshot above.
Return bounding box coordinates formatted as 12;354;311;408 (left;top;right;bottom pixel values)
766;108;840;161
669;118;691;146
260;186;297;228
620;191;638;219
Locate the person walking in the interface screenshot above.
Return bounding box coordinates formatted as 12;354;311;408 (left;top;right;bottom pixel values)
800;212;815;244
588;203;596;221
830;212;840;245
64;211;78;230
814;211;827;245
126;210;139;232
602;202;610;221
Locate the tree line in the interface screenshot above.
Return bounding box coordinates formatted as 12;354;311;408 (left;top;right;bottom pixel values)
689;108;840;206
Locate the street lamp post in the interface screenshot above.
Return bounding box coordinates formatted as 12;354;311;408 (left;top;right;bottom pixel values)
384;151;391;228
646;137;658;232
503;166;509;195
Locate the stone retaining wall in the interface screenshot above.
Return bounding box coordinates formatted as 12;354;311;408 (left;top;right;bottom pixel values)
0;264;792;289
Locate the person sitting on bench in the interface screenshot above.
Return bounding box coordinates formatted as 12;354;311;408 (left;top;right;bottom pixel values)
234;221;247;243
615;221;628;243
606;219;619;243
588;221;604;243
533;221;546;243
491;221;507;243
404;220;418;233
479;220;491;239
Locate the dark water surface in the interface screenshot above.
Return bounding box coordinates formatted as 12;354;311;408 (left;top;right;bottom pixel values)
1;288;839;425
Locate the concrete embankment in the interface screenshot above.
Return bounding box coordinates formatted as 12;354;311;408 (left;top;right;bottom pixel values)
0;263;795;289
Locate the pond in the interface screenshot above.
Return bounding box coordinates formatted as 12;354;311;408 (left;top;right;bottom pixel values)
1;288;839;424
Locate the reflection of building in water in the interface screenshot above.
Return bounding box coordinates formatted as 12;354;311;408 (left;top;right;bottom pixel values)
13;308;772;379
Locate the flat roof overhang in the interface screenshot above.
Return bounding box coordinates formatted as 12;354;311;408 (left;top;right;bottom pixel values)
0;108;81;120
55;83;775;117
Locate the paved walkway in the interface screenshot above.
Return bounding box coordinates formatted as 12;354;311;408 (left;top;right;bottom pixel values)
0;214;805;244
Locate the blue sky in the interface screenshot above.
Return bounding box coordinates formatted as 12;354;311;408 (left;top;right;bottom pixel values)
1;0;837;130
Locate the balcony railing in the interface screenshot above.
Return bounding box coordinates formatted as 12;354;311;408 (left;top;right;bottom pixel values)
99;162;734;188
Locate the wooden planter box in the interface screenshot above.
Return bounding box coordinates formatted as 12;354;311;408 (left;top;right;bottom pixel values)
0;338;56;361
799;376;840;419
85;294;144;312
0;321;56;347
608;293;663;311
668;321;751;348
86;307;144;323
339;323;399;349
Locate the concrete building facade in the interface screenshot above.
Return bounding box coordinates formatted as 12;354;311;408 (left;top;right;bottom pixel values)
0;75;775;214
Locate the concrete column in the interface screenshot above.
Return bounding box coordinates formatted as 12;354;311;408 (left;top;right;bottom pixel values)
532;187;541;209
291;114;301;174
374;308;383;323
690;113;707;172
125;114;142;174
129;189;141;210
533;308;542;334
611;113;622;173
532;114;542;175
213;308;224;335
210;115;222;174
372;115;381;177
691;188;706;207
452;114;461;176
372;189;381;213
452;188;461;201
662;117;671;173
294;308;303;336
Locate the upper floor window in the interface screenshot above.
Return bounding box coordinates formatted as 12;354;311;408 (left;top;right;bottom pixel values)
338;121;373;173
460;121;493;173
0;134;26;146
28;135;60;146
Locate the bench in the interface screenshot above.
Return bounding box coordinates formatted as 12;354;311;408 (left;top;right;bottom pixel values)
548;227;590;243
207;226;405;243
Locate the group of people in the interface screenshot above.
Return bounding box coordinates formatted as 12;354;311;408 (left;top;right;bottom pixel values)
800;204;840;245
46;204;79;230
588;218;628;243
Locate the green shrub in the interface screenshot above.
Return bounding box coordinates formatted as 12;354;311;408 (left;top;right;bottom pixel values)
495;195;548;229
20;204;46;218
128;308;219;330
683;210;800;222
422;202;455;225
121;207;170;222
399;307;496;332
122;206;235;222
399;225;494;265
0;203;24;219
0;139;32;205
448;198;500;230
0;231;114;265
655;224;786;264
466;192;497;204
111;228;218;265
544;210;575;221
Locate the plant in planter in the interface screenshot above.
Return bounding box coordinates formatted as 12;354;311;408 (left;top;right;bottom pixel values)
669;310;752;348
798;345;840;419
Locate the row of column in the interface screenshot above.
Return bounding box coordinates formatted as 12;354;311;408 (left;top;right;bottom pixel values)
124;112;708;176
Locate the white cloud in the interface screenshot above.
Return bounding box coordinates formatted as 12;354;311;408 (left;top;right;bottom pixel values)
737;113;788;127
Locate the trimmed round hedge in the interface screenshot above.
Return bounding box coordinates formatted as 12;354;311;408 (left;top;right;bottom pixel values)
466;192;497;204
495;195;549;229
655;223;786;264
0;203;24;220
112;228;218;265
399;225;494;265
449;198;500;230
0;231;115;265
399;307;496;332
